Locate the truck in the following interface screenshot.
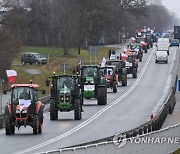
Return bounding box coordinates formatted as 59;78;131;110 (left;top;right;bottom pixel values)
157;38;170;55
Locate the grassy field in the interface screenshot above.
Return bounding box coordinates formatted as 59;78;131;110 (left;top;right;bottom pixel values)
8;46;115;95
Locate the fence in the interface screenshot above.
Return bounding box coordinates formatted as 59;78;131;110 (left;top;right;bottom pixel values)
41;124;180;154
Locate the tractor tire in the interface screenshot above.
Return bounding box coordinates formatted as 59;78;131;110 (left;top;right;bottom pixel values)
121;75;127;86
80;95;84;106
33;115;39;135
113;82;117;93
97;87;107;105
145;48;147;53
38;124;42;134
74;99;82;120
11;125;15;134
50;101;58;120
38;106;44;124
5;116;13;135
133;68;137;78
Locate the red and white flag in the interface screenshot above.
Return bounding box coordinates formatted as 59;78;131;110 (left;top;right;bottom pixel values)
6;70;17;83
121;53;128;61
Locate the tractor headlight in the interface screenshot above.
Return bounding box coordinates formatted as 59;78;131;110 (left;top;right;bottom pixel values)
21;110;27;113
90;80;94;84
66;97;69;101
60;94;64;101
16;110;20;113
65;94;70;102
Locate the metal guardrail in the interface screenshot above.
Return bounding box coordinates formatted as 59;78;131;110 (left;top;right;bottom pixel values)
41;123;180;154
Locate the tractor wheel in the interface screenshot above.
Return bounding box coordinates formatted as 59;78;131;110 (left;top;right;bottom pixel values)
38;124;42;134
38;106;44;124
139;57;142;62
50;101;58;120
133;68;137;78
11;125;15;134
113;82;117;93
74;99;82;120
121;75;127;86
5;116;13;135
38;107;43;134
97;87;107;105
33;115;39;135
145;48;147;53
80;95;84;106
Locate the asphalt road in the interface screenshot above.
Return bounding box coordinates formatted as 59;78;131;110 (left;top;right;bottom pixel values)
0;46;178;154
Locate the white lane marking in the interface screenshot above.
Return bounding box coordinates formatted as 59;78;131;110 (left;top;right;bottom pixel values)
14;50;154;154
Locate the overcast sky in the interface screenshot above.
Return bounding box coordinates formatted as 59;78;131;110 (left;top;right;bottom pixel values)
161;0;180;18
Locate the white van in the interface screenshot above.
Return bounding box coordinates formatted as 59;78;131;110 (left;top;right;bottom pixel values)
157;38;170;55
155;50;168;63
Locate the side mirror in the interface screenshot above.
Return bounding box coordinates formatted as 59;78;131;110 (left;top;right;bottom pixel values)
3;90;7;95
45;80;50;86
42;90;46;95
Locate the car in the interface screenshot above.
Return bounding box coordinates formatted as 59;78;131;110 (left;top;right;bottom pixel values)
21;52;47;65
170;39;179;47
155;50;168;63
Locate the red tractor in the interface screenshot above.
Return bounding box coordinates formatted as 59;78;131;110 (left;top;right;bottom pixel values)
4;83;46;135
101;65;119;93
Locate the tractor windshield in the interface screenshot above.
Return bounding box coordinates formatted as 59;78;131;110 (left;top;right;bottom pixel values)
54;76;74;91
82;67;97;77
12;87;34;104
126;57;133;63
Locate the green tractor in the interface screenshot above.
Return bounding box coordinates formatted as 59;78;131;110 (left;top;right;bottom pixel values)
45;74;83;120
106;59;127;86
79;65;107;105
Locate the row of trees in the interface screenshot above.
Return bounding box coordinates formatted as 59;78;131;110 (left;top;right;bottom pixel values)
0;0;21;79
1;0;152;55
0;0;179;79
1;0;179;55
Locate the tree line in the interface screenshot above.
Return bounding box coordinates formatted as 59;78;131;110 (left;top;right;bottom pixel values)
0;0;179;79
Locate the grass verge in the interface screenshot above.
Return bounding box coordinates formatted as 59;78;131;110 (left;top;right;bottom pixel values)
6;46;115;96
